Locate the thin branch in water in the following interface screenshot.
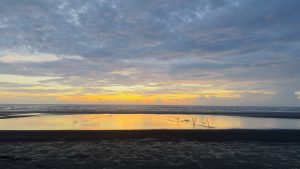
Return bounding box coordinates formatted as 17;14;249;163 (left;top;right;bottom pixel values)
206;117;210;127
192;117;197;128
176;117;180;127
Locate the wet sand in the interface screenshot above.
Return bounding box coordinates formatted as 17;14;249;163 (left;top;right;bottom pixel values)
1;110;300;119
1;129;300;142
1;139;299;169
1;129;300;168
0;114;39;119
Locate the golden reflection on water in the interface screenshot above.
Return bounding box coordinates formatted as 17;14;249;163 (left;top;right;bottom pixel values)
0;114;300;130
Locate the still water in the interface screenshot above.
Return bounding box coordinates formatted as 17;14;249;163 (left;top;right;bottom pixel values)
0;113;300;130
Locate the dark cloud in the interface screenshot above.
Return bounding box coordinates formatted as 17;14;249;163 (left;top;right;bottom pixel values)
0;0;299;105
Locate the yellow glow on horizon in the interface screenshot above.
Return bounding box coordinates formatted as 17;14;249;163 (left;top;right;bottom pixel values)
0;77;275;104
101;85;161;92
0;86;274;104
58;90;257;104
59;93;198;104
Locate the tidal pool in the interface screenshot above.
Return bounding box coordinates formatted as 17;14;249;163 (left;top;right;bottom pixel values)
0;113;300;130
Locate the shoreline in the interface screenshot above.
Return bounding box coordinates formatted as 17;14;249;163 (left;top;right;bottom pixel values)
1;110;300;119
1;129;300;142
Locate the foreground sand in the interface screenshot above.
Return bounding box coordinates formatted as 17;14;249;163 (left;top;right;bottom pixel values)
0;130;300;168
0;139;299;169
1;129;300;141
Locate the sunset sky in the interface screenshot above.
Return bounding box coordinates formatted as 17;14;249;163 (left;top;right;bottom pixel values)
0;0;299;106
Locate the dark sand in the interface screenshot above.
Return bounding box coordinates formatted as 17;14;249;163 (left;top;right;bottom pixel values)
0;114;39;119
0;139;299;169
1;129;300;142
1;130;300;168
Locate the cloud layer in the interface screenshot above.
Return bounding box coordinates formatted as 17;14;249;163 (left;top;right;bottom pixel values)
0;0;299;105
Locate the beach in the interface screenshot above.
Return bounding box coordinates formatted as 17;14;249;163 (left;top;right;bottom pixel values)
1;129;300;141
1;129;300;168
1;138;300;169
1;0;300;168
1;105;300;119
1;106;300;168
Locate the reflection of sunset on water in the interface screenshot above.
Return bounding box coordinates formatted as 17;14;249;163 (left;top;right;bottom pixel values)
0;114;300;130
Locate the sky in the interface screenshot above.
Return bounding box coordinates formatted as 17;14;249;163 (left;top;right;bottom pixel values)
0;0;299;106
